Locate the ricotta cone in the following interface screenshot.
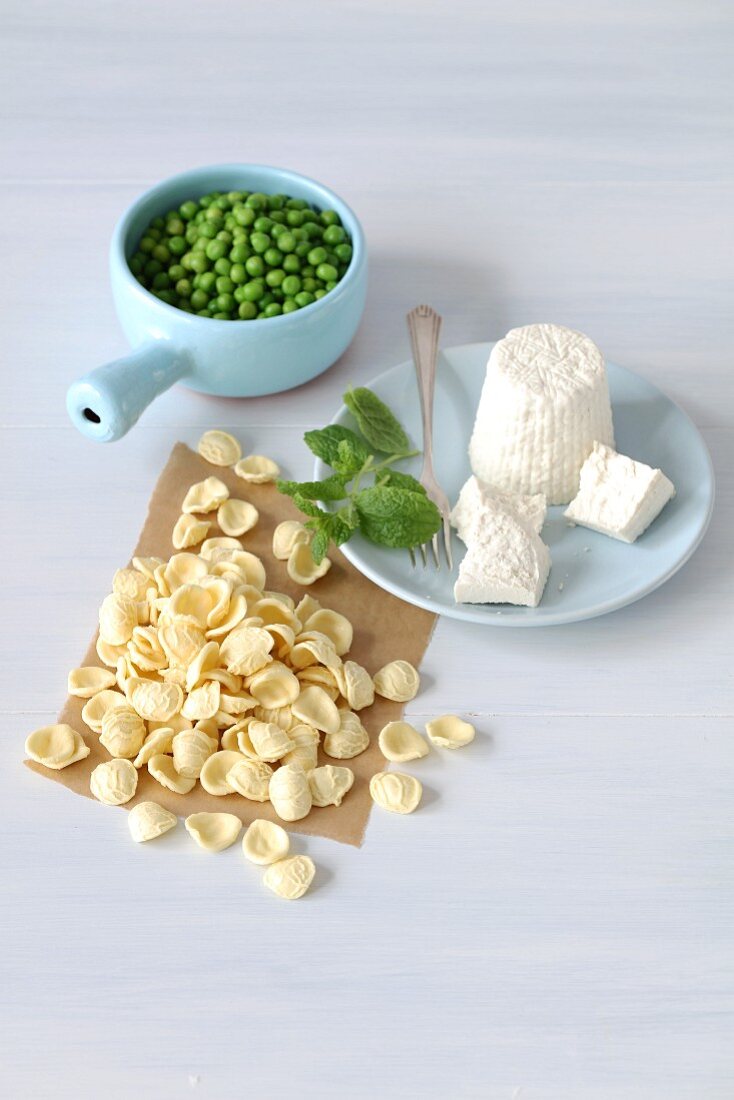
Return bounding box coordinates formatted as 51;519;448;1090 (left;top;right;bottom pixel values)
469;323;614;504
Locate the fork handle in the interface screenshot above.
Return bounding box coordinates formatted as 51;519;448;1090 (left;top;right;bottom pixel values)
407;305;442;478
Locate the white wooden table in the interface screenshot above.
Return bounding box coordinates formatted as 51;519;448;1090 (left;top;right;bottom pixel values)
2;2;732;1096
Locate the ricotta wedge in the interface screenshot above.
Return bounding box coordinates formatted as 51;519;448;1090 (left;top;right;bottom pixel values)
469;323;614;504
453;495;551;607
450;475;547;543
564;442;675;543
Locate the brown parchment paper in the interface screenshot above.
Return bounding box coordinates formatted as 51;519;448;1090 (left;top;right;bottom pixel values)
26;443;437;846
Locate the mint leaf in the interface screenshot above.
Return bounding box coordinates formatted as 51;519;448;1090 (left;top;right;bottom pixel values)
343;387;411;454
306;510;357;563
354;486;441;548
303;424;370;469
310;527;330;564
291;494;328;519
333;437;366;477
379;469;427;495
277;475;347;502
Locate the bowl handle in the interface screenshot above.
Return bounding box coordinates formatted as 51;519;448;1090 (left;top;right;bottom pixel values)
66;341;192;441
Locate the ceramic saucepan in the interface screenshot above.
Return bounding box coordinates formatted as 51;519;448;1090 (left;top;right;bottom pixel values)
66;163;367;441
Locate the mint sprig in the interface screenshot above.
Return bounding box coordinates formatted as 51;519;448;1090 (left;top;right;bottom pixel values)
277;387;441;561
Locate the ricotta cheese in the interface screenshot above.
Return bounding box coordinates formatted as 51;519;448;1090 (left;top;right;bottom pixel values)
564;442;675;543
453;495;551;607
469;323;614;504
450;474;546;542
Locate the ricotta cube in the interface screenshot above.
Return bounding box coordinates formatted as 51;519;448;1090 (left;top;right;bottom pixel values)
469;323;614;504
564;442;675;543
450;475;546;543
453;496;551;607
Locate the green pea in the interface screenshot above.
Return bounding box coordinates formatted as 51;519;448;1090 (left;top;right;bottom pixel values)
286;209;304;227
180;200;199;221
254;216;273;233
212;312;230;319
205;206;224;224
260;292;275;308
301;278;317;293
144;259;163;277
214;257;231;276
282;253;301;273
233;286;247;303
189;253;210;274
286;197;308;210
291;227;307;241
325;280;337;291
152;244;170;264
314;288;327;299
175;278;193;298
238;300;258;319
230;263;246;284
190;289;209;310
323;224;346;245
156;288;177;304
263;302;282;317
152;271;171;290
294;241;311;258
192;237;208;253
233;204;255;227
168;264;185;283
199;271;216;292
294;290;315;307
185;225;199;244
129;254;144;275
198;221;217;240
152;215;165;230
246;193;268;210
276;231;296;253
245;255;265;277
216;292;234;312
147;227;162;241
300;265;315;278
265;268;285;288
264;247;283;267
204;239;225;261
269;209;287;224
242;280;265;302
167;216;185;236
282;298;299;314
320;210;340;226
216;230;233;245
281;275;301;296
250;232;270;254
139;235;156;254
316;262;338;283
268;194;286;210
229;243;250;263
335;243;352;263
216;275;234;294
305;245;325;266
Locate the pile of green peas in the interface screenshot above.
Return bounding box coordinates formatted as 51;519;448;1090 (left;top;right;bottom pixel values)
128;190;353;320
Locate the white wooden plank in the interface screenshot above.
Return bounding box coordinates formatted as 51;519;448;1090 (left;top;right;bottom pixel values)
3;716;733;1098
0;180;731;430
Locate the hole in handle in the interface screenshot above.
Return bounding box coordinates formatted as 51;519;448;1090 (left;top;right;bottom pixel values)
83;407;101;424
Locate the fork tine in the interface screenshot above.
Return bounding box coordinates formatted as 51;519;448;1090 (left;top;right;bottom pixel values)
420;542;428;567
408;546;416;568
442;513;453;570
431;533;440;569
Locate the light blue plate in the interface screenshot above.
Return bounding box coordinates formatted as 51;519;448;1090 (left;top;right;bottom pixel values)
314;342;714;626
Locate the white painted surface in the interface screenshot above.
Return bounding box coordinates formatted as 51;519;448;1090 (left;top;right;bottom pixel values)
1;2;732;1097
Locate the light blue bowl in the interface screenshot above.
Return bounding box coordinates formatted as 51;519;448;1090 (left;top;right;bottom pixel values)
66;164;367;441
